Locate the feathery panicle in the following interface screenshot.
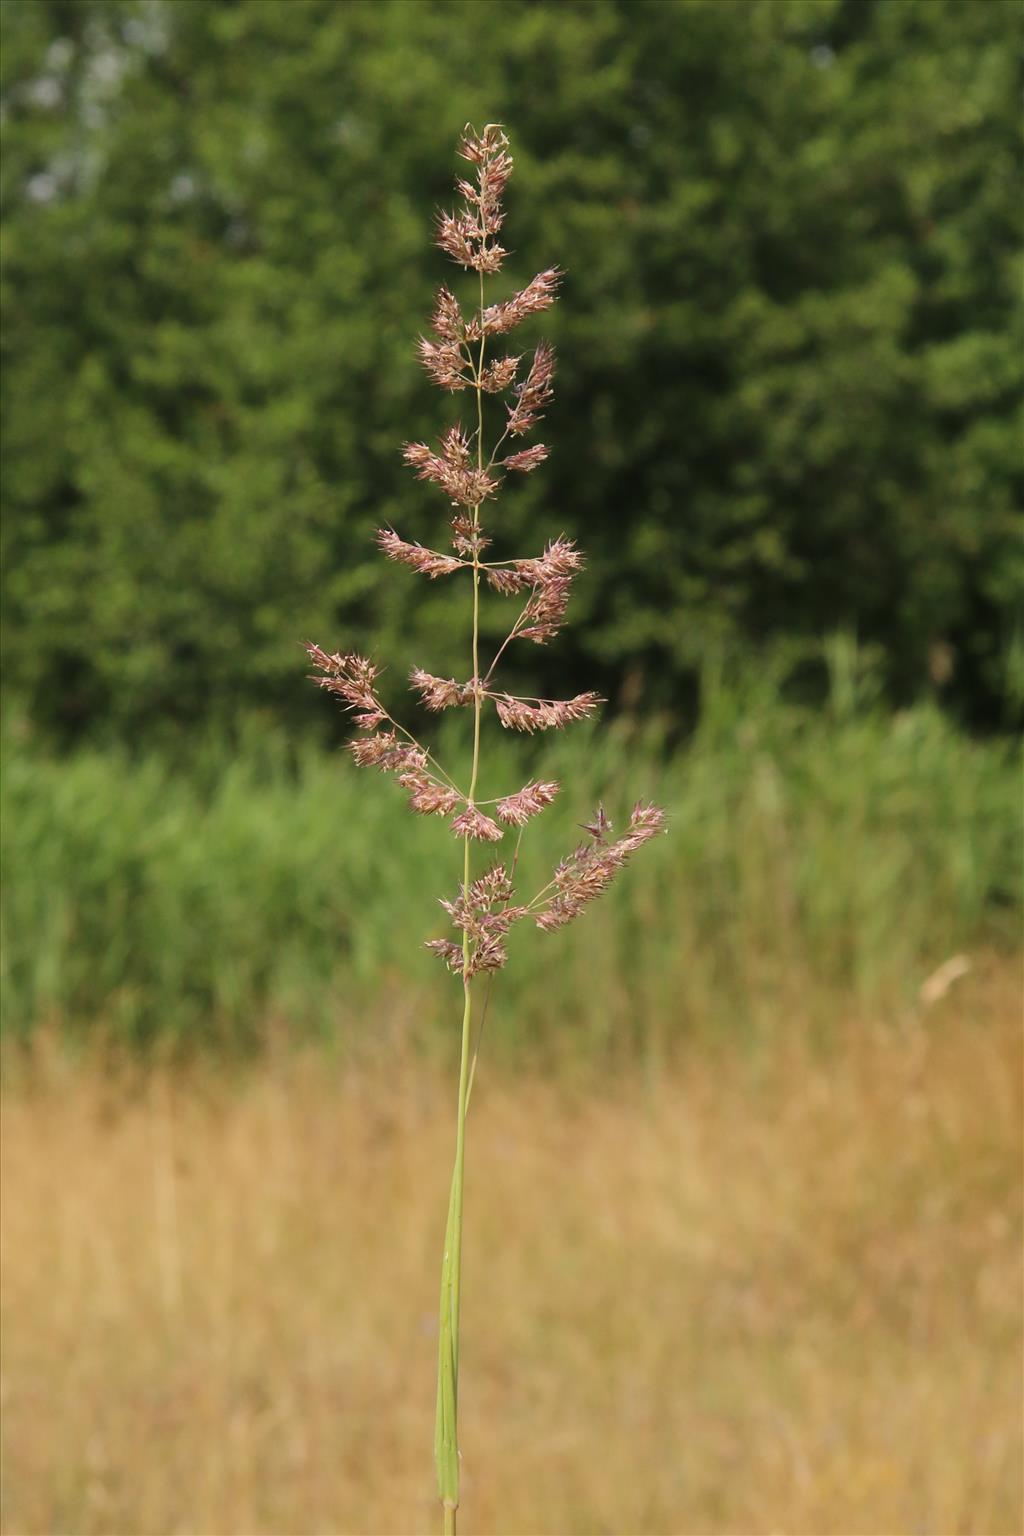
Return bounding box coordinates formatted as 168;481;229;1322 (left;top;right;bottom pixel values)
533;802;668;932
502;444;549;473
431;286;465;341
481;268;562;336
520;535;584;580
517;576;574;643
434;211;478;270
485;567;528;596
507;341;556;436
402;778;462;817
495;779;560;826
483;541;583;648
403;428;499;508
424;937;465;973
433;859;529;977
485;537;582;593
435;124;512;274
480;355;521;393
620;800;667;848
305;126;664;1533
458;124;513;235
492;691;602;732
466;863;515;906
305;645;386;729
377;529;466;578
450;511;491;558
418;335;470;392
465;935;508;972
409;669;476;711
450;805;504;843
348;730;423;771
580;803;612;840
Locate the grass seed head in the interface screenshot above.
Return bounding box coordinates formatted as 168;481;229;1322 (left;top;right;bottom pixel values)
307;124;663;973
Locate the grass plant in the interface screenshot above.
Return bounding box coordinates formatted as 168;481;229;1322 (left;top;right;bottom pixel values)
302;125;664;1532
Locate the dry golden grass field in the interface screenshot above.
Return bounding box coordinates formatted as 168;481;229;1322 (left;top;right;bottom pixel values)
2;962;1021;1536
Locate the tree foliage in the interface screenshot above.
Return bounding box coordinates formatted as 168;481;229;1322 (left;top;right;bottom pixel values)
2;0;1020;745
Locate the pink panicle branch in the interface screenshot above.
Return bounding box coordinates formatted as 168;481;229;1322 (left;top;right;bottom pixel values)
409;668;476;711
492;691;602;732
532;801;667;931
302;124;664;1536
507;339;556;435
377;528;466;578
495;779;560;826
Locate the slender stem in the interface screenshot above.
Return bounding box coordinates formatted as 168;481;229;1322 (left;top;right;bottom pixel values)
485;421;512;472
444;971;473;1523
524;860;584;913
437;266;488;1536
383;712;464;795
482;611;528;687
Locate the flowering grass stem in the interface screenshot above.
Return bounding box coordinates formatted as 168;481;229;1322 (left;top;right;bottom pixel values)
305;125;665;1530
436;265;489;1536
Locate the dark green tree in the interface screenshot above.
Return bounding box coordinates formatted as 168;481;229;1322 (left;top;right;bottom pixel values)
2;0;1020;746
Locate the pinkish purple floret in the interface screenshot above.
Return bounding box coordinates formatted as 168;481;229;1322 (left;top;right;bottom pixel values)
495;780;560;826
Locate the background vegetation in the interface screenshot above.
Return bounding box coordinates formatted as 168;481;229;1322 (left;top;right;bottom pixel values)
3;981;1020;1535
2;655;1020;1053
2;0;1022;751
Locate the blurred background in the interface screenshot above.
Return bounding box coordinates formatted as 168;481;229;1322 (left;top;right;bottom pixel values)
1;1;1021;1533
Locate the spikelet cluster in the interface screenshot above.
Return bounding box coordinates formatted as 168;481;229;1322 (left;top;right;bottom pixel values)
306;125;664;981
